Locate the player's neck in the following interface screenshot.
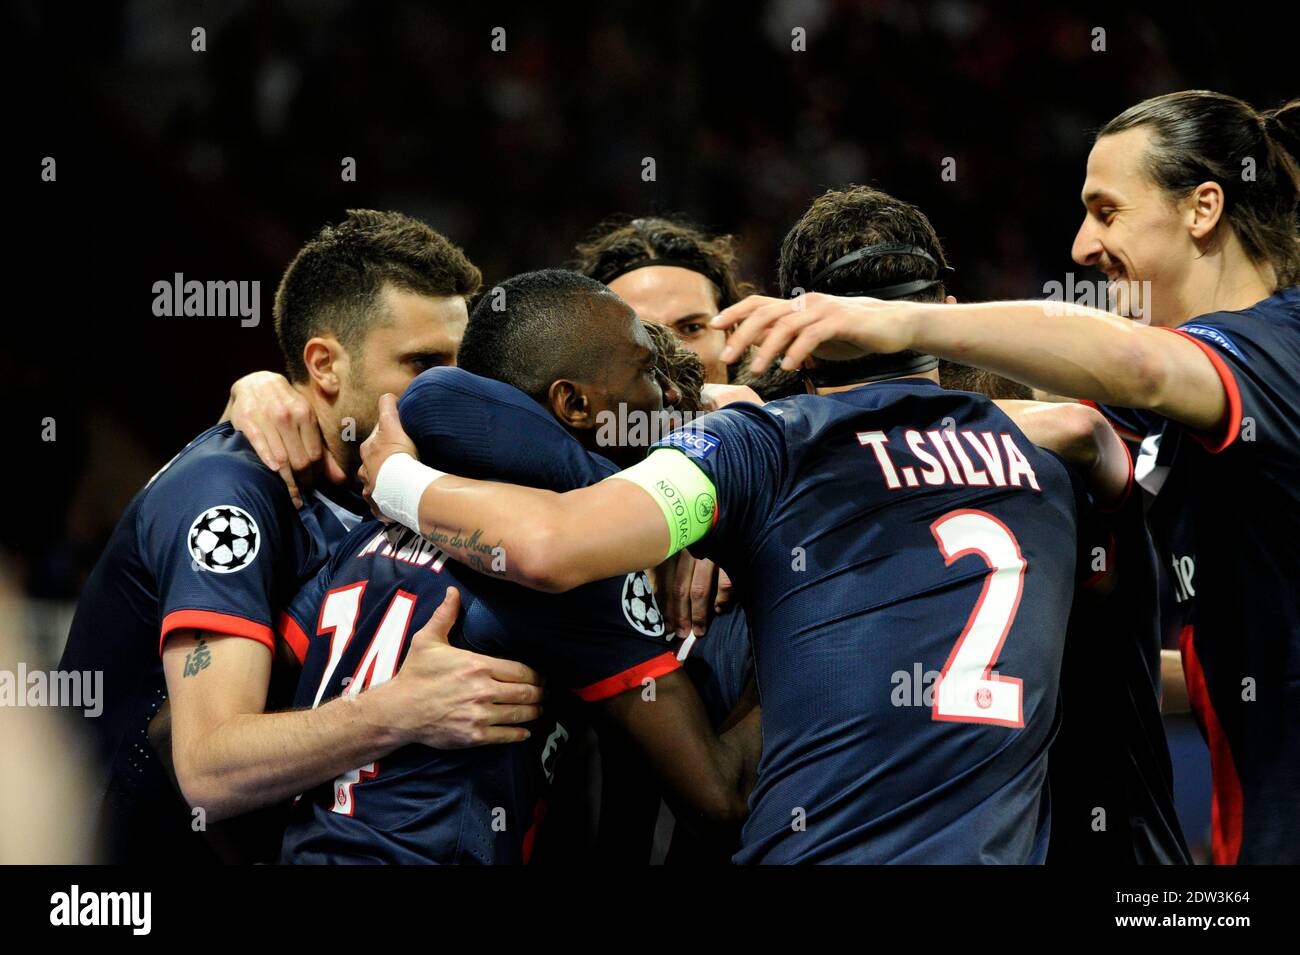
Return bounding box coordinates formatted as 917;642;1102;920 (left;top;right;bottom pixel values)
814;369;941;396
1179;237;1277;322
295;381;356;481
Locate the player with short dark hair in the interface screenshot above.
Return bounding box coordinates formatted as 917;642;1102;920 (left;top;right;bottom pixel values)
58;211;540;864
281;275;760;863
456;270;667;469
274;209;481;384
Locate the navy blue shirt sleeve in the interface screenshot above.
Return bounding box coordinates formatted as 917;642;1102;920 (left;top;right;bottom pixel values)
682;604;754;726
1082;401;1159;443
651;403;786;564
1170;311;1300;456
142;451;299;656
467;570;681;703
398;367;618;488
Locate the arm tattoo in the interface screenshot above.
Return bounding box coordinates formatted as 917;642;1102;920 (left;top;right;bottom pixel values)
425;526;504;575
183;639;213;678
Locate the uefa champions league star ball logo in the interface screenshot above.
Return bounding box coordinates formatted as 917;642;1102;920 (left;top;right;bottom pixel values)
188;505;260;573
621;572;665;637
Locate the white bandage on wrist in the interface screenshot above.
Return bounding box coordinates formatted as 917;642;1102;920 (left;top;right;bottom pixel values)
371;453;445;532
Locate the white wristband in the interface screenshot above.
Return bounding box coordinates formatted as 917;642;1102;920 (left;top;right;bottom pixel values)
371;453;445;532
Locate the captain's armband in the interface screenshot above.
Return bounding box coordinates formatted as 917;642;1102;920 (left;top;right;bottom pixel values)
605;449;718;560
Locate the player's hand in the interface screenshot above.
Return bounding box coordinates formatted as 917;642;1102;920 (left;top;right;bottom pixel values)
381;588;545;748
700;382;764;410
359;393;419;519
226;370;346;508
712;293;920;375
658;553;732;638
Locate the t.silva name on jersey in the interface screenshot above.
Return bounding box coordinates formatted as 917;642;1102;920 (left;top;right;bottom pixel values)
858;428;1041;491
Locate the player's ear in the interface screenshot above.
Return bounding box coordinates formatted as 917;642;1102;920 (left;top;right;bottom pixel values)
1188;181;1226;241
303;337;346;398
547;378;595;431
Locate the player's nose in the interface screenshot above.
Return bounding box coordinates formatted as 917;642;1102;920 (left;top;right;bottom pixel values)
1071;217;1103;267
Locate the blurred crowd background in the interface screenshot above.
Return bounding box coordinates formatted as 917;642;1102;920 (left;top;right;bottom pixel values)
4;0;1294;862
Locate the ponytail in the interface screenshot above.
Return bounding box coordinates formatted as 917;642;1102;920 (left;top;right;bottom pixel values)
1100;91;1300;287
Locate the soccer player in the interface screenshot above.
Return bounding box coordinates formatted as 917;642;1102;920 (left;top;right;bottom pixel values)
358;263;1130;863
442;272;755;864
280;272;760;863
58;210;541;863
778;186;1188;865
573;216;753;386
714;92;1300;865
221;275;749;862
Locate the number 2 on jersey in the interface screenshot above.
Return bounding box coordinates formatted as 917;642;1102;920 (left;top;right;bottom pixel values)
929;509;1026;728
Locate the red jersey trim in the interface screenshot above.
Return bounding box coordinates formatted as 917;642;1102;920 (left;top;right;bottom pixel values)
1180;625;1244;865
160;609;275;656
1166;328;1244;454
522;798;548;864
276;610;311;665
574;652;681;702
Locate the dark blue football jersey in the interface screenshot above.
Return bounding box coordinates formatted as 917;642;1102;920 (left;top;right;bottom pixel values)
58;422;364;863
683;604;755;729
1035;397;1190;864
1082;401;1198;652
651;379;1085;863
1046;479;1191;865
1097;288;1300;864
280;368;682;864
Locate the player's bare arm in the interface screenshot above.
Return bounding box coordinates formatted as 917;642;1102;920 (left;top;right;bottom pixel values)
713;294;1230;433
160;588;543;820
598;668;760;837
360;394;675;593
996;400;1132;508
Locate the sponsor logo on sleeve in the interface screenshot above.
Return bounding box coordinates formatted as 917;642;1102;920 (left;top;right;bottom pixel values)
1179;323;1246;362
188;505;260;573
658;429;720;461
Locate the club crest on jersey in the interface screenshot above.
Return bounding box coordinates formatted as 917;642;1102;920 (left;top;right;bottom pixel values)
188;505;260;573
621;572;665;637
659;429;720;462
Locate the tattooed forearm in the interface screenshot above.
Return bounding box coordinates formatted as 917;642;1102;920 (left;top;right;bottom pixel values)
183;639;212;678
425;526;505;575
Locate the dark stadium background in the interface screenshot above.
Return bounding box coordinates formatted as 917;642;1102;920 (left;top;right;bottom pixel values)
5;0;1294;862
